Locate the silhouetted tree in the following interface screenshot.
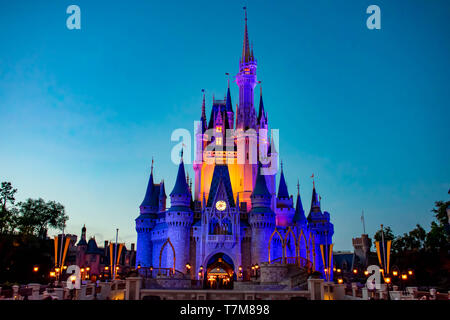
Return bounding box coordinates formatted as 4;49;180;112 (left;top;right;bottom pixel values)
0;182;18;234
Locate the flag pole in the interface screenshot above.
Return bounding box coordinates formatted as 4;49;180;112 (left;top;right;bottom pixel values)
380;224;387;275
362;210;366;234
113;228;119;280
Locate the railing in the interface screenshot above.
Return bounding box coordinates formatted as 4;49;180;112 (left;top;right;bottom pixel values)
139;267;186;279
267;257;313;270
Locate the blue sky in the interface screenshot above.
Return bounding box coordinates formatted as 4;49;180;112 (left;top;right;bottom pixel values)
0;0;449;250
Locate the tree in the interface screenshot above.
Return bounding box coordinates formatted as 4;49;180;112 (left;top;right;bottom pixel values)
16;198;68;238
0;182;18;234
425;200;450;251
373;226;394;242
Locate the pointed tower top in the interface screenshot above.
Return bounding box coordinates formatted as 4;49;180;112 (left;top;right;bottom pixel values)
201;89;206;118
140;163;155;208
252;162;272;198
170;153;191;197
277;161;289;199
293;181;306;223
241;7;252;63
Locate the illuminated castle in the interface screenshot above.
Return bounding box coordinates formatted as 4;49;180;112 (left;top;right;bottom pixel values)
135;10;334;283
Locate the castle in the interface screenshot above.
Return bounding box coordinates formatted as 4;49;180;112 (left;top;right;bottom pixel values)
135;10;334;284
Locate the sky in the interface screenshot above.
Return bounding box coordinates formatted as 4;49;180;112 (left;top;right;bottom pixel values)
0;0;449;251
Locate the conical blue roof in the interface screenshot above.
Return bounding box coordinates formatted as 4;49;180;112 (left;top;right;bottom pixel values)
226;87;233;112
206;165;235;207
252;163;271;197
293;193;306;223
277;168;289;198
257;93;266;123
140;169;154;207
170;158;191;196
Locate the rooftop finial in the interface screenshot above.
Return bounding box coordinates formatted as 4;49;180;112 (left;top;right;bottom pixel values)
311;173;315;188
201;89;206;118
225;73;230;88
241;7;251;63
258;81;262;96
151;157;154;174
297;179;300;195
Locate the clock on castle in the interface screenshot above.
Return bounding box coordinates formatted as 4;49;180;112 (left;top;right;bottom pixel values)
135;9;334;287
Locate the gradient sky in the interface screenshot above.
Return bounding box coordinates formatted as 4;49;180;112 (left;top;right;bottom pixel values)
0;0;449;251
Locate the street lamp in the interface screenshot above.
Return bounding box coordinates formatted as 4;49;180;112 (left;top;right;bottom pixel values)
33;266;39;273
337;278;343;284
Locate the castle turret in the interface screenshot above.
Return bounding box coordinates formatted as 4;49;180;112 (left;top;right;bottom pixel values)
135;161;158;268
306;179;334;279
275;162;295;227
166;152;194;271
76;225;88;268
249;163;275;264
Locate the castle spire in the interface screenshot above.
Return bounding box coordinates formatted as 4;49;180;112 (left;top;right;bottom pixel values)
310;176;321;213
140;160;155;208
241;7;252;63
257;81;266;124
293;179;306;223
277;161;289;199
170;151;191;197
201;89;206;118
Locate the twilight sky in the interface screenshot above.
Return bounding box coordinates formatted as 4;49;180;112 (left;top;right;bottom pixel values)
0;0;449;251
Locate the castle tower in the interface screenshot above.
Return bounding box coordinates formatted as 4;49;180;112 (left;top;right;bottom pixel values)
248;163;276;264
76;224;88;268
307;180;334;279
135;162;157;267
275;163;295;227
166;152;194;271
236;7;257;131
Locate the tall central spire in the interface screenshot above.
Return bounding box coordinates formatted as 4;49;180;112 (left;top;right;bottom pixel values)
236;7;257;130
241;7;252;63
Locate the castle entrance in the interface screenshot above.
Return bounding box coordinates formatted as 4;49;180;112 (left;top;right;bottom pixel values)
205;253;235;289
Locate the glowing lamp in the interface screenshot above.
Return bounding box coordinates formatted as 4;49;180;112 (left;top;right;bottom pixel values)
385;277;391;284
200;265;203;271
55;268;60;273
353;269;358;274
337;278;343;284
33;266;39;272
86;267;90;271
364;270;369;276
392;271;398;276
81;268;85;272
401;274;408;280
337;269;341;273
408;270;413;276
105;266;109;271
255;264;259;269
63;265;67;270
137;264;141;269
50;271;56;277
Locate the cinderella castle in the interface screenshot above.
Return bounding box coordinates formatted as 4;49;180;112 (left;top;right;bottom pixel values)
135;9;334;285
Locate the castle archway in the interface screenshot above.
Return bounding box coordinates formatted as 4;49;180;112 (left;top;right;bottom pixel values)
204;253;235;289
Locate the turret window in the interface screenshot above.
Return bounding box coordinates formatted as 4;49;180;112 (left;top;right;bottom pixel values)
216;126;222;133
216;137;222;145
